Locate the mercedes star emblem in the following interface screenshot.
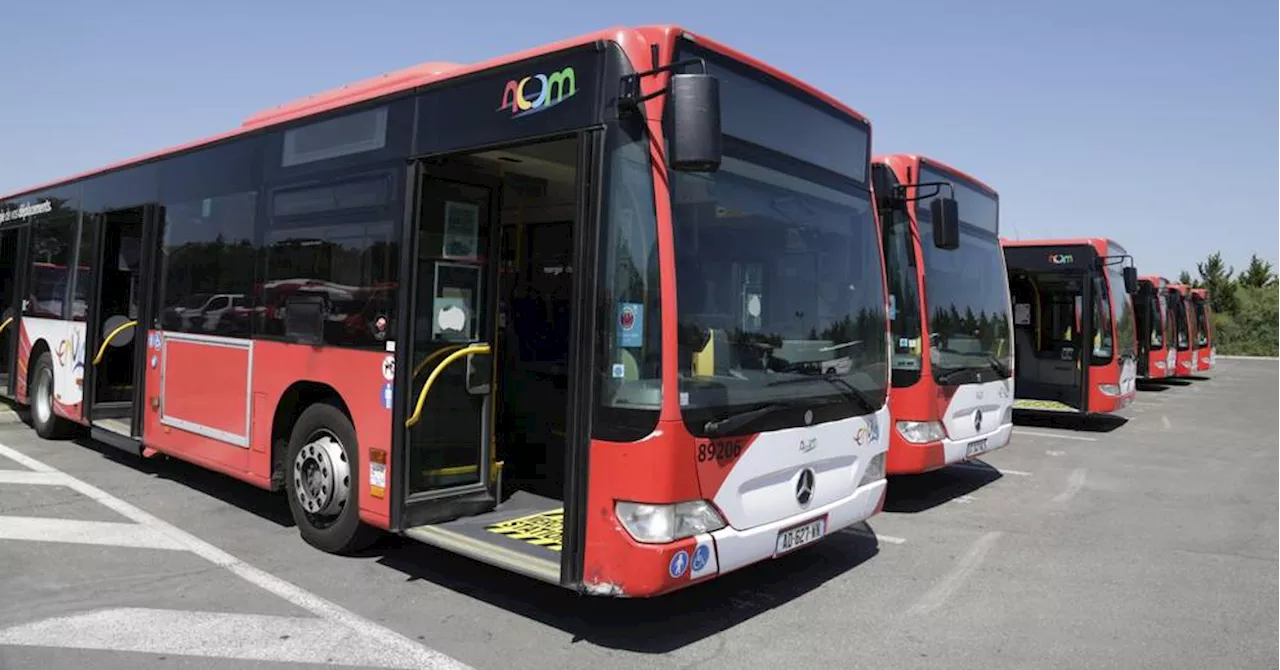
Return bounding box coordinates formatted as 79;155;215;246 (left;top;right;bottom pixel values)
796;468;816;505
803;409;814;425
974;409;983;433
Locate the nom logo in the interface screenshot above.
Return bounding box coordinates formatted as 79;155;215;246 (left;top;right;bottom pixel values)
1049;253;1074;265
499;66;577;118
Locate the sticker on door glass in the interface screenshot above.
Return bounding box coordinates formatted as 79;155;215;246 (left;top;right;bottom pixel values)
617;302;643;348
433;297;469;338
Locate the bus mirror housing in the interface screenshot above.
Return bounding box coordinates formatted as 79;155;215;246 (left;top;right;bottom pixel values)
668;73;722;172
1123;266;1138;295
930;197;960;250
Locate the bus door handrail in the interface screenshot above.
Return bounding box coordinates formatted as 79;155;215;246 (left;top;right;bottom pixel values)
411;343;465;379
405;343;491;429
93;320;139;365
0;317;12;336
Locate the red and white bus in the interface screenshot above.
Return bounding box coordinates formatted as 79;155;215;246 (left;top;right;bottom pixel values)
871;155;1013;474
1003;238;1139;414
0;25;892;597
1134;275;1174;379
1190;288;1215;372
1165;283;1196;377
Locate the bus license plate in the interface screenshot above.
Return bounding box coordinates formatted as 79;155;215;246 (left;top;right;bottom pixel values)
775;516;826;556
965;438;989;458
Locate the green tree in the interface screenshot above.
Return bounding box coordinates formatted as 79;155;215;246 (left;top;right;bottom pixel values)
1237;254;1277;288
1177;270;1198;287
1196;251;1237;314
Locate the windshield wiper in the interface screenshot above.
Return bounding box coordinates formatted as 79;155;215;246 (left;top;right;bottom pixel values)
935;356;1010;385
764;374;877;415
703;401;799;436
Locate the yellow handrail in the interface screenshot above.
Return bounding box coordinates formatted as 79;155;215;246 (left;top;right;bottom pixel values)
405;343;491;428
412;343;465;379
0;317;12;336
93;320;138;365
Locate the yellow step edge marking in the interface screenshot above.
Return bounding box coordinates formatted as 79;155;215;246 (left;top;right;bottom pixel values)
485;509;564;552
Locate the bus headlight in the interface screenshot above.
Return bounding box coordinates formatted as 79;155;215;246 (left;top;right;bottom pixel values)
615;500;726;544
1098;384;1120;397
896;420;946;444
859;452;886;486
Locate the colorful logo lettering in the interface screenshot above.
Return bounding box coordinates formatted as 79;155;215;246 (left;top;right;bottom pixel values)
1049;253;1074;265
499;67;577;118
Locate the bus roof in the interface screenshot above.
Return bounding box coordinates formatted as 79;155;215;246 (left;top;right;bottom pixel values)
3;24;870;202
873;154;997;196
1139;275;1170;287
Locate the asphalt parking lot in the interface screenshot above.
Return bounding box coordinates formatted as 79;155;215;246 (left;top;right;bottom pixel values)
0;357;1275;670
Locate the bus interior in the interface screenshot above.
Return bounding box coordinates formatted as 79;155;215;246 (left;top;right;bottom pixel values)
1007;268;1094;412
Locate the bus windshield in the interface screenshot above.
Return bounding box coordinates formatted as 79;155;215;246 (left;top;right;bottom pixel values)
1192;297;1209;346
1105;243;1137;360
916;165;1011;384
669;48;886;438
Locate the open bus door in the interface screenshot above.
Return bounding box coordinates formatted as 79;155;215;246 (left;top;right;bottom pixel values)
1004;244;1096;413
390;132;599;589
0;225;30;399
82;205;159;453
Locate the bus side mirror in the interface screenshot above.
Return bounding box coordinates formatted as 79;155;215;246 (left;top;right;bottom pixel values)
668;73;722;173
1123;266;1138;295
930;197;960;250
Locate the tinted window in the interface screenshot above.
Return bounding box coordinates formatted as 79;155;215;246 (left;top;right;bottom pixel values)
282;106;388;167
873;164;923;386
675;41;869;182
916;166;1012;383
1193;298;1209;346
23;194;81;320
1104;242;1136;360
259;168;401;348
594;110;663;441
71;213;97;322
156;192;258;336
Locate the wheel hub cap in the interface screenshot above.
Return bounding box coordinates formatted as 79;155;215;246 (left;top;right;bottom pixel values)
292;433;350;517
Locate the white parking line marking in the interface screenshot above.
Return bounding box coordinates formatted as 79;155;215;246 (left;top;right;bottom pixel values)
0;608;440;669
1052;468;1088;504
0;442;471;670
0;516;188;550
0;469;71;486
906;531;1002;616
951;463;1033;477
1014;429;1098;442
844;528;908;545
1161;415;1172;430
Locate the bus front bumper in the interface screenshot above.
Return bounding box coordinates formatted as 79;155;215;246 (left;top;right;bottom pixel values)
710;477;887;576
940;422;1014;465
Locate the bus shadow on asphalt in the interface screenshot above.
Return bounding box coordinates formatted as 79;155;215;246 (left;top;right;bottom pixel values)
1144;378;1192;387
373;527;882;652
881;463;1002;514
1013;411;1128;433
69;434;297;528
1136;381;1172;393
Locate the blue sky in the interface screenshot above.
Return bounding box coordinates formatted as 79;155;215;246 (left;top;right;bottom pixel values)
1;0;1274;279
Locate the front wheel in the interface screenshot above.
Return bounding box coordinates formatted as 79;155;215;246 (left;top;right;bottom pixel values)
29;351;74;440
284;401;380;554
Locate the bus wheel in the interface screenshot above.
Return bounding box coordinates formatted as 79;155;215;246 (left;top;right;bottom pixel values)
30;351;73;440
284;402;379;554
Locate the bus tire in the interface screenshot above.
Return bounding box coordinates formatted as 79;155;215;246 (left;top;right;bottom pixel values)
284;401;379;554
30;351;74;440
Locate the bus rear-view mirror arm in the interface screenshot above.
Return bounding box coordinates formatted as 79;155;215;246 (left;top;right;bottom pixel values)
884;181;960;250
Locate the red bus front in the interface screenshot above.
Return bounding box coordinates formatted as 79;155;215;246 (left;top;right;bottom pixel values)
1004;239;1138;415
1190;288;1214;372
1135;275;1174;379
873;155;1014;475
1167;284;1196;377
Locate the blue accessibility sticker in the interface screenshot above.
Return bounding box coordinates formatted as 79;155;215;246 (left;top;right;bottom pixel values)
692;544;710;573
381;382;394;410
668;550;689;579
